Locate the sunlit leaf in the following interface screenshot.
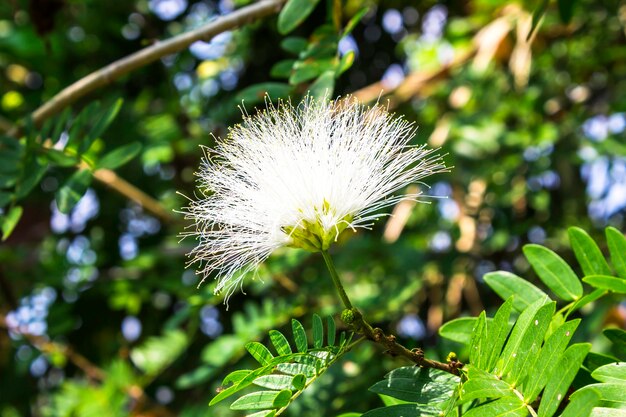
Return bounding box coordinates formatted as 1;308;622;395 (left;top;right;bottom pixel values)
96;141;141;170
269;330;292;356
235;83;292;105
494;297;550;378
292;319;308;353
439;317;481;345
483;298;514;373
130;330;187;375
583;275;626;294
246;342;274;366
557;388;598;417
568;227;612;276
361;404;441;417
591;363;626;384
312;314;323;349
55;169;92;214
523;244;582;301
277;0;322;34
484;271;549;311
524;319;580;402
606;227;626;279
538;343;591;417
1;205;23;241
369;367;459;403
230;389;291;410
464;396;527;417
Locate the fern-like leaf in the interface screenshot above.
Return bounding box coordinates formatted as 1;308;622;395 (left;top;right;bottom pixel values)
210;315;353;416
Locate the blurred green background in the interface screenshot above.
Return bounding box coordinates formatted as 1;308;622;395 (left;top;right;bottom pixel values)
1;0;625;415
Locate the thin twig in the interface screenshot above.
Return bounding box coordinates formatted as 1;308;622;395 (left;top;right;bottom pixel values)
0;312;105;381
348;308;463;375
92;168;174;223
322;252;463;375
351;9;518;106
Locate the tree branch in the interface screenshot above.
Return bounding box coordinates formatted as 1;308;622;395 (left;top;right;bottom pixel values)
351;8;517;106
2;0;285;222
92;168;174;223
347;308;463;375
0;312;105;381
9;0;285;135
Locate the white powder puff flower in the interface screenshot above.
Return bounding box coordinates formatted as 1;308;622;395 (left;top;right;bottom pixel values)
181;96;447;302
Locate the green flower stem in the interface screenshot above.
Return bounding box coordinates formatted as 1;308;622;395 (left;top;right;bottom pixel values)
321;250;463;376
321;250;353;310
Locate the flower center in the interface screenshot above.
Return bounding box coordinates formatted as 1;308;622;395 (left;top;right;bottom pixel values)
281;200;353;251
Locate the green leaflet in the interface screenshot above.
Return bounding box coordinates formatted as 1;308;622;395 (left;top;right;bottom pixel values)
568;227;612;276
484;271;549;311
269;330;292;356
507;302;555;386
361;404;441;417
369;367;459;404
292;319;308;353
537;343;591;417
1;205;23;241
326;316;336;346
439;317;483;345
280;37;308;54
493;296;550;378
583;275;626;293
591;362;626;384
277;0;322;34
566;289;606;318
210;315;350;414
469;311;487;369
523;319;580;402
230;389;292;410
55;169;92;214
523;244;583;301
246;342;275;366
464;396;528;417
572;383;626;408
591;408;626;417
484;298;514;372
312;314;324;348
606;227;626;279
309;71;335;99
96;141;142;170
460;366;513;403
559;388;600;417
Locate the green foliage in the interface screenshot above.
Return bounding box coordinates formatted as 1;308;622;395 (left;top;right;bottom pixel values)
2;0;626;416
436;226;626;416
362;367;459;416
209;315;353;416
0;99;135;235
1;205;22;241
130;329;188;376
277;0;322;35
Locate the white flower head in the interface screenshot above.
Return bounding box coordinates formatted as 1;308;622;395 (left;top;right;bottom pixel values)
181;95;447;303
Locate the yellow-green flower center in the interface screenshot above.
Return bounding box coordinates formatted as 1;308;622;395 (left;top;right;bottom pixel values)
281;201;353;251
